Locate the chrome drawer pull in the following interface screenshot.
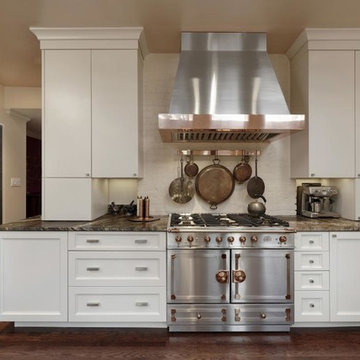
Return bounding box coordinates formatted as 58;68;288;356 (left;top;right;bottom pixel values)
309;303;315;308
87;302;100;307
135;266;148;271
86;239;100;243
309;279;314;284
86;267;100;271
309;260;314;264
309;240;314;244
135;239;148;244
135;302;149;307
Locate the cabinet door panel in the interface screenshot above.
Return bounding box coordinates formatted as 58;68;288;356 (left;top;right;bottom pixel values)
92;49;139;178
0;232;67;321
356;52;360;176
330;232;360;321
44;50;91;178
309;51;355;177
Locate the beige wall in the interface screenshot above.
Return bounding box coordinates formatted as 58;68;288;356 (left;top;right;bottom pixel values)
0;85;27;223
4;87;41;109
125;53;297;215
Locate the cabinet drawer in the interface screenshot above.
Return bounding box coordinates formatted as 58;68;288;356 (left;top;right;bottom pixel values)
68;232;166;251
295;291;329;322
294;252;329;270
295;233;329;251
69;251;166;287
69;287;166;322
295;271;329;290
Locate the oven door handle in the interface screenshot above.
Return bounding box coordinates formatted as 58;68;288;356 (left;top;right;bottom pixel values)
285;253;291;300
170;253;176;300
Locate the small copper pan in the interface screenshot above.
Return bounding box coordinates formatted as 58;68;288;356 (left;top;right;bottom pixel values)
184;154;199;178
233;155;252;184
195;158;235;209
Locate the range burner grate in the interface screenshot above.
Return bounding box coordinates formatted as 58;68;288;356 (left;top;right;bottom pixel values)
170;213;290;228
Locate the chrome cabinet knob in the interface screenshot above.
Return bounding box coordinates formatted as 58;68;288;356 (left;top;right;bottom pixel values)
260;313;267;319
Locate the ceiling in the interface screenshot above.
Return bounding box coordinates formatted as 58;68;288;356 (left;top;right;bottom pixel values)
2;0;360;87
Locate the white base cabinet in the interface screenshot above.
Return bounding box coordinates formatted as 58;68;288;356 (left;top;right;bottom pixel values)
330;232;360;322
0;232;68;322
294;232;330;323
0;231;166;327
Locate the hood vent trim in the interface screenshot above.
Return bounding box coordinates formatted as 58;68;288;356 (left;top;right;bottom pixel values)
158;32;305;143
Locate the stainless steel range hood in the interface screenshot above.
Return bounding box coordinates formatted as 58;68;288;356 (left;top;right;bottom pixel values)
158;32;305;143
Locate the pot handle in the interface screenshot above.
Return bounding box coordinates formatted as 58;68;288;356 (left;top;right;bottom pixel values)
254;194;267;203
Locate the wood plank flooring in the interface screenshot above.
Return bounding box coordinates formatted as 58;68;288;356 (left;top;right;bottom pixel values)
0;325;360;359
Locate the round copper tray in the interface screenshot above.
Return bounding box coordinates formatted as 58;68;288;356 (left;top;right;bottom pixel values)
195;163;235;209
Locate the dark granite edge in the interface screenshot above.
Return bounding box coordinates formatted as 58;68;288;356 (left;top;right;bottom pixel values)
0;215;360;232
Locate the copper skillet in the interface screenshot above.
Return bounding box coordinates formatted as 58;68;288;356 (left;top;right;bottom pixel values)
195;158;235;209
233;155;252;184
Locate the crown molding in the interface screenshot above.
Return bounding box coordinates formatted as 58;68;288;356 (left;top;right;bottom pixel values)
287;28;360;59
30;27;148;57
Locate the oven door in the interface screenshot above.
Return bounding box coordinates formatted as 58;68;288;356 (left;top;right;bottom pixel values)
231;249;293;303
168;249;230;303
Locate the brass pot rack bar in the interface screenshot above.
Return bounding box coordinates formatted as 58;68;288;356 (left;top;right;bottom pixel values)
178;150;261;157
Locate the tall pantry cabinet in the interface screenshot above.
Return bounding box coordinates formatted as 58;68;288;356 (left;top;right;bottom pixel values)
31;28;146;221
287;29;360;220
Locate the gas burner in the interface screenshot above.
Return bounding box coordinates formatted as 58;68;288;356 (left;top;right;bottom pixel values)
169;213;290;229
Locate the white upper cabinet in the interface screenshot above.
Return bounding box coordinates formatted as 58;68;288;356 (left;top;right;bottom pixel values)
288;29;358;178
32;27;146;180
92;49;142;178
31;27;146;221
44;50;92;178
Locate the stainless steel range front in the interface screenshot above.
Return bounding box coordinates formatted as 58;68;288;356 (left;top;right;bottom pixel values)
167;213;295;332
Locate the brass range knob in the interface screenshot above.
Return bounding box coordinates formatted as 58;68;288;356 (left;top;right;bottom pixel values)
239;236;246;244
204;236;211;243
216;270;229;283
233;270;246;283
216;236;223;244
251;235;258;243
187;235;194;243
279;236;287;243
175;236;182;243
227;236;234;244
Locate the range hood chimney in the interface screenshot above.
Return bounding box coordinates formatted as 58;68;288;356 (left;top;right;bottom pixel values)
158;32;304;143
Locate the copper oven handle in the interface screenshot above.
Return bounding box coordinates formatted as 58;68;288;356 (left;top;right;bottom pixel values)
170;253;176;300
234;253;240;299
286;253;291;300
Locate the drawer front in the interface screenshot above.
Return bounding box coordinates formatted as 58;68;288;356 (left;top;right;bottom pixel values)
294;252;329;271
295;291;329;322
68;232;166;251
69;287;166;322
295;271;329;290
168;304;293;326
69;251;166;287
295;232;329;251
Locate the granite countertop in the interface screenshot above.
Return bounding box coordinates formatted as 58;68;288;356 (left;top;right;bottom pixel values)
282;216;360;232
0;214;169;232
0;214;359;232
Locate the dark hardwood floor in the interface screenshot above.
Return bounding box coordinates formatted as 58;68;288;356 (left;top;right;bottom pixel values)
0;324;360;359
